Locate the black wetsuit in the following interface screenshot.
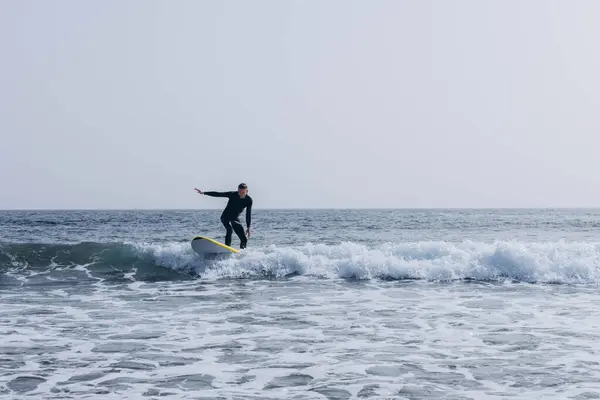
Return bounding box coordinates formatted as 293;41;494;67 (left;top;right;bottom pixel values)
203;191;253;248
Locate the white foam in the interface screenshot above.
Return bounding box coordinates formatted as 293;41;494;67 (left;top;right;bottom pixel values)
131;241;199;272
3;264;600;398
189;240;600;284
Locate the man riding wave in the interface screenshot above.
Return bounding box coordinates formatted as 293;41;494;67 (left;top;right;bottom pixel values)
194;183;252;249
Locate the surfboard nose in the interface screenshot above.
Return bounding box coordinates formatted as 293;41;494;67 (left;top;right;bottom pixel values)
191;236;239;255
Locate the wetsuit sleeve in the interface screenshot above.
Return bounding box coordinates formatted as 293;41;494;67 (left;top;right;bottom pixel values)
203;191;233;198
246;198;252;227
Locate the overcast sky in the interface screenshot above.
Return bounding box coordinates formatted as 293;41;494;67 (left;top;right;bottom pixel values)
1;1;599;209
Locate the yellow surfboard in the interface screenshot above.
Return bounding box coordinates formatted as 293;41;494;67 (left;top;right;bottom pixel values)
191;236;239;255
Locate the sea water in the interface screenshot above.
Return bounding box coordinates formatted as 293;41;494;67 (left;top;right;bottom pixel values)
1;209;600;399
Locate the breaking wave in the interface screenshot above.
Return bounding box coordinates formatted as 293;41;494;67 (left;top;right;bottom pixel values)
2;240;600;285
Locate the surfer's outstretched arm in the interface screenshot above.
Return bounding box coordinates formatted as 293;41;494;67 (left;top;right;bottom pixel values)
203;191;231;197
195;189;232;198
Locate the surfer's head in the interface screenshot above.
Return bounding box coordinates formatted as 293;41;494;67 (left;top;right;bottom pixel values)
238;183;248;197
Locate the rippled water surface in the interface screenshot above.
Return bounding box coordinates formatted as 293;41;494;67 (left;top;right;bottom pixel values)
2;209;600;399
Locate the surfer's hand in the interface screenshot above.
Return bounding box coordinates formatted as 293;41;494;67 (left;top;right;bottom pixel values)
194;188;203;195
247;227;251;238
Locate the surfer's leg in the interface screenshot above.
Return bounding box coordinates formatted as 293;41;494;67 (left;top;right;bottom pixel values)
230;218;247;249
220;214;233;246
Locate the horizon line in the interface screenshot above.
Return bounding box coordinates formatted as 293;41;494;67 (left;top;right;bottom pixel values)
2;206;600;212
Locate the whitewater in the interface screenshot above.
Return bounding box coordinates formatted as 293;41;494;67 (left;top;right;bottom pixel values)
2;209;600;399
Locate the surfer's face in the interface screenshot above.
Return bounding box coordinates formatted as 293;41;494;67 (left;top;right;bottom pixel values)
238;188;248;197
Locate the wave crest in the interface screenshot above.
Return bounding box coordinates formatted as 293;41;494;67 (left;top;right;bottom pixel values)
1;240;600;285
204;241;600;284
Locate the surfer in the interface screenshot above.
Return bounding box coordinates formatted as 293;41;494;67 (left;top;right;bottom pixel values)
194;183;252;249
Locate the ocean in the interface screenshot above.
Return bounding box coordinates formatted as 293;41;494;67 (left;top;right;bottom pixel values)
1;209;600;399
